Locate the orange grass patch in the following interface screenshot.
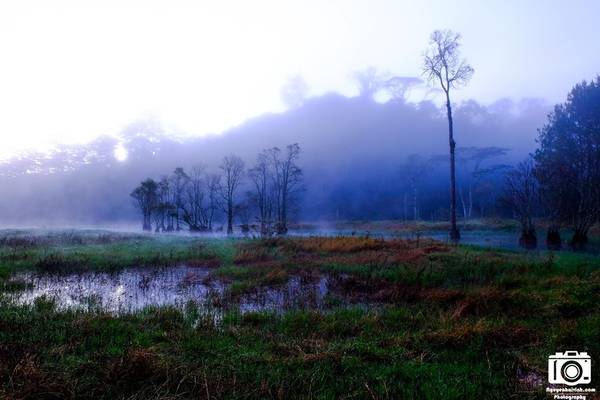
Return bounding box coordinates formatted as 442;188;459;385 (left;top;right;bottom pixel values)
288;237;387;253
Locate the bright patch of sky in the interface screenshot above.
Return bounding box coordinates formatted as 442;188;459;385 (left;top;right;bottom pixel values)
0;0;598;159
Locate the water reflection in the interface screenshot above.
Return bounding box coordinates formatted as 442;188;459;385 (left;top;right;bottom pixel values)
10;266;330;314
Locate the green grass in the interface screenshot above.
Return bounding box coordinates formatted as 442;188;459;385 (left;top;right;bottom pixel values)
0;229;237;276
0;230;598;399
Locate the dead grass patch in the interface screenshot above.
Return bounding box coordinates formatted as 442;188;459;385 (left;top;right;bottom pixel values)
3;353;68;399
288;237;387;253
234;247;275;265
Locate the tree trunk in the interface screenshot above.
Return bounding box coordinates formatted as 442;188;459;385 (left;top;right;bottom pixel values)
459;187;467;223
143;212;151;231
280;192;288;234
446;92;460;242
546;227;562;250
570;228;588;251
519;227;537;249
413;186;418;220
468;185;473;219
227;200;233;235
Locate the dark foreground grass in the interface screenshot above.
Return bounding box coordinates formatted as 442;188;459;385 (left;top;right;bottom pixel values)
0;301;521;399
0;231;598;399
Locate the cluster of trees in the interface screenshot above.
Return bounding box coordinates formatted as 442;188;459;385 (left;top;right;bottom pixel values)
130;144;303;235
503;77;600;249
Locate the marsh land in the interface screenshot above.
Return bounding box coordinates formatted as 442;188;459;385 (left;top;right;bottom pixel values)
0;228;598;399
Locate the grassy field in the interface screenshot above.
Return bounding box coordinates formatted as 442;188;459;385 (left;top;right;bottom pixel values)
0;229;598;399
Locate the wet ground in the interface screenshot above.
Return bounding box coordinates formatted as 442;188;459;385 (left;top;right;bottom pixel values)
8;265;330;314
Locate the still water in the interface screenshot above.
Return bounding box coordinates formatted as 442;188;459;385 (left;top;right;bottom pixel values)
10;265;330;314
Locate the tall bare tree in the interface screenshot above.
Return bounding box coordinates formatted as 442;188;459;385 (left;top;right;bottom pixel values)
219;155;244;234
269;144;303;234
249;150;275;235
205;173;221;231
181;166;220;232
169;167;188;231
423;29;474;242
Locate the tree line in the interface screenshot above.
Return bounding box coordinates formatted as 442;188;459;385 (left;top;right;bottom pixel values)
130;143;303;235
503;76;600;250
128;28;598;251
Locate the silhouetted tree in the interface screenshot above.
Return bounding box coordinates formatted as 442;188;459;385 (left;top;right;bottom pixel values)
269;143;303;234
219;155;245;234
423;29;474;242
206;173;221;231
181;166;220;232
534;77;600;249
502;158;539;249
170;167;189;231
249;150;276;235
130;178;158;231
152;176;171;232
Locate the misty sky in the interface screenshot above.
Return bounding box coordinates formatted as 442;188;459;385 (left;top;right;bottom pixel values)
0;0;598;159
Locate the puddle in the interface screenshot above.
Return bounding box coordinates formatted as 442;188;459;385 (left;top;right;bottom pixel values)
8;265;330;314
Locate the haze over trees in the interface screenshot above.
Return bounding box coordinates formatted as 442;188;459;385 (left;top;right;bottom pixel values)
0;26;554;234
456;146;510;221
124;71;600;249
0;93;547;226
0;29;594;252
